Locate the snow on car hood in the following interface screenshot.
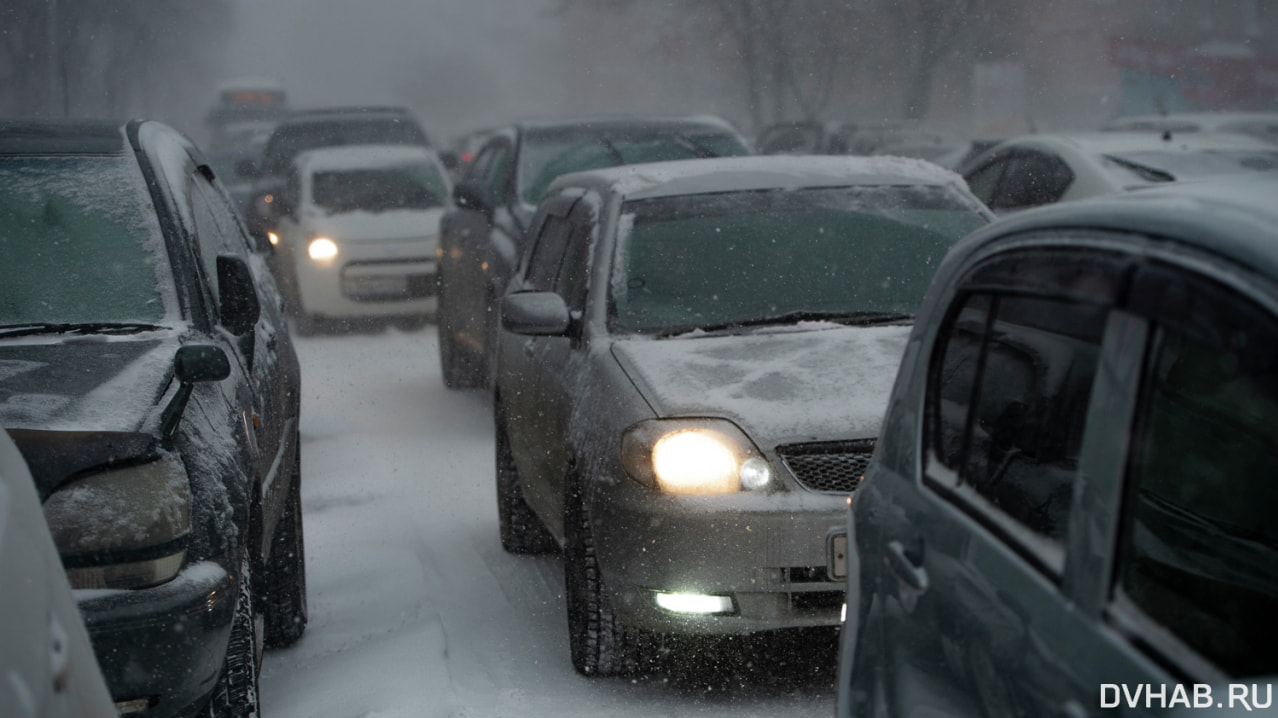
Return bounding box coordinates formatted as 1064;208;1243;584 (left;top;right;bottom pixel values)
0;338;176;432
611;324;911;447
303;207;445;242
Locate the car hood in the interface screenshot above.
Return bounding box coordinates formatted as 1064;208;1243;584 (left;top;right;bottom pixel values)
0;337;177;433
610;324;911;447
303;206;445;242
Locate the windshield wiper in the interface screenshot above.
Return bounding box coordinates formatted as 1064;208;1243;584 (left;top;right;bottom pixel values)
0;322;170;339
655;310;913;338
672;133;720;159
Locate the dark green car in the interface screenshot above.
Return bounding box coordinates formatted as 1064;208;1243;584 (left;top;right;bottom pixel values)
838;176;1278;716
1;119;306;718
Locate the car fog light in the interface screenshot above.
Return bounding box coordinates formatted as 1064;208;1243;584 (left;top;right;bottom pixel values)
308;237;338;261
654;591;735;615
739;457;772;491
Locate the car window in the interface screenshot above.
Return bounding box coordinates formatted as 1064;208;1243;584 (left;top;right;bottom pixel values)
555;209;595;312
260;118;426;176
927;291;1107;570
989;150;1074;210
477;142;512;205
610;184;986;333
1116;278;1278;677
964;157;1006;205
0;155;175;325
525;215;574;291
310;164;447;213
191;174;247;305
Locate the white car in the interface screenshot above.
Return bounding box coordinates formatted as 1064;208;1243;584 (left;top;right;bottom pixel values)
1102;111;1278;145
960;131;1278;215
272;144;451;332
1;431;116;718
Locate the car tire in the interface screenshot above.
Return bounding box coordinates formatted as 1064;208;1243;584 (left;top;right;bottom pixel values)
439;325;481;389
205;553;261;718
264;445;307;648
564;476;640;677
494;414;557;554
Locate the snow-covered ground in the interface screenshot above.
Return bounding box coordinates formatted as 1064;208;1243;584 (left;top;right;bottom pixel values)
260;326;837;718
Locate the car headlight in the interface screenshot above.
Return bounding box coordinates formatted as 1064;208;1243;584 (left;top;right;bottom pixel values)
267;231;280;246
308;236;338;262
620;418;774;494
42;452;191;590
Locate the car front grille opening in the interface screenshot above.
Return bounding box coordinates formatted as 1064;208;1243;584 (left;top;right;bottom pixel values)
789;590;845;612
776;439;875;494
783;566;831;584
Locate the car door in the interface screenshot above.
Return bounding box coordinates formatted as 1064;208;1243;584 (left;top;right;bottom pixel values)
500;191;583;532
853;247;1129;718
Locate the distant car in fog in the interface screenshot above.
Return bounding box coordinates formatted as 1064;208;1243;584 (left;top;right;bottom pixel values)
0;118;306;718
491;155;991;677
960;131;1278;215
836;174;1278;718
241;106;431;240
1;430;116;718
272;144;451;333
1102;111;1278;145
435;114;752;390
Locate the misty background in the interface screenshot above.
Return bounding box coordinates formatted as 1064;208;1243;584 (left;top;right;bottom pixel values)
2;1;1274;147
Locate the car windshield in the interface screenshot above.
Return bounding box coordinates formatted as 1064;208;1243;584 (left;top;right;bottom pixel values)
517;127;750;205
310;163;448;213
0;155;174;326
610;185;987;334
260;118;426;176
1102;149;1278;185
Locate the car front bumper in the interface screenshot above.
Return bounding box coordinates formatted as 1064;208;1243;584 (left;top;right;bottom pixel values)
75;559;236;718
590;478;849;636
294;239;437;319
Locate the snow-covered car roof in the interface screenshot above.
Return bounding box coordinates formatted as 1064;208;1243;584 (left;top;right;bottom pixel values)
293;144;443;174
954;174;1278;282
990;130;1274;156
1103;111;1278;133
548;154;967;201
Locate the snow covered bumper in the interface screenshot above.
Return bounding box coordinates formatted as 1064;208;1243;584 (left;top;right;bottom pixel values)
590;479;848;636
76;560;236;718
294;236;437;319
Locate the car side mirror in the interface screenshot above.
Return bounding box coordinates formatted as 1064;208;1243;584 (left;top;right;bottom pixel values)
453;181;493;219
438;150;459;172
502;291;570;336
235;159;259;179
216;254;261;336
161;344;232;444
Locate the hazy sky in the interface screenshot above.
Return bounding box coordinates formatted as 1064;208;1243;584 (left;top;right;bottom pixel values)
223;0;568;141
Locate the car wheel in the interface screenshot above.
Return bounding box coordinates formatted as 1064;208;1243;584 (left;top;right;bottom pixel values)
205;553;261;717
264;444;307;648
564;476;640;677
494;412;557;554
439;325;480;389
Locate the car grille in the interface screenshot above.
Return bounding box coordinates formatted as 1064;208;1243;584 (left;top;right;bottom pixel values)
776;440;875;494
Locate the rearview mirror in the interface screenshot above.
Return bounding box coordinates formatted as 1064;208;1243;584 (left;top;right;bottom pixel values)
502;292;571;336
216;254;261;336
174;344;231;384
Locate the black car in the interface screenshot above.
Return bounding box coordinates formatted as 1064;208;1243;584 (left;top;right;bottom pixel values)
0;119;306;718
434;115;752;389
837;176;1278;717
241;106;431;239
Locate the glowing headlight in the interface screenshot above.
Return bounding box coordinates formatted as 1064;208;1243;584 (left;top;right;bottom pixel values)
308;237;338;261
267;231;280;246
43;452;191;590
621;418;774;494
654;591;735;615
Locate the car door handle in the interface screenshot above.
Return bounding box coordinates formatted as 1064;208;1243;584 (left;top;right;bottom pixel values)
886;540;928;593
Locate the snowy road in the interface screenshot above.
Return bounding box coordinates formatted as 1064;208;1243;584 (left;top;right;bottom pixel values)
260;327;837;718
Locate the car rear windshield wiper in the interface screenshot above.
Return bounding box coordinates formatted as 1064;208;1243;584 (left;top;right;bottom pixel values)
655;310;914;338
0;322;170;339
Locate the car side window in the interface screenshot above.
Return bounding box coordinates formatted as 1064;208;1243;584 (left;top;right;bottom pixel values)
1115;272;1278;677
190;175;245;304
555;211;595;312
964;157;1006;206
469;142;511;205
928;290;1107;569
525;215;573;292
990;151;1074;210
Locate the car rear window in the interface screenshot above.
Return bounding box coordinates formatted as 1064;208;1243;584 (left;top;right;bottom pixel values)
0;155;173;326
261;118;427;176
311;163;448;213
610;185;987;333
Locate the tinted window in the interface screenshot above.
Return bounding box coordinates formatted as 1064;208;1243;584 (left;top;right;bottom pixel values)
310;164;447;213
0;156;173;325
990;151;1074;210
964;158;1006;205
525;215;573;292
929;292;1106;556
260;118;427;176
611;185;986;333
1119;320;1278;676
